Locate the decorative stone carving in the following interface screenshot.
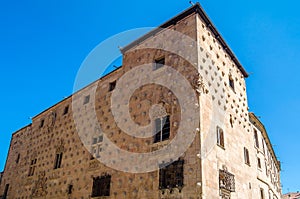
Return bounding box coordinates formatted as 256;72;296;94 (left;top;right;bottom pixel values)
47;111;56;133
192;73;209;95
55;139;65;153
31;171;47;197
219;168;235;199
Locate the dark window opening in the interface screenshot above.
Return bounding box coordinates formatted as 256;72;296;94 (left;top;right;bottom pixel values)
159;159;184;189
254;129;259;148
154;57;165;70
244;147;250;165
229;75;235;91
54;153;63;169
83;95;90;104
217;126;225;148
63;106;69;115
16;153;20;164
39;119;44;128
28;159;37;176
257;157;262;169
154;115;170;143
3;184;9;199
260;188;265;199
92;174;111;197
109;81;116;91
67;184;73;194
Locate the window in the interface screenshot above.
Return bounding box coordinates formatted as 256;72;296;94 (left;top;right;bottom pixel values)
257;157;262;169
260;188;265;199
28;159;37;176
229;75;235;91
217;126;225;148
109;81;116;91
254;129;259;148
3;184;9;199
91;135;103;159
91;174;111;197
63;106;69;115
67;184;73;194
83;95;90;104
154;57;165;70
159;159;184;189
262;139;265;154
154;115;170;143
54;152;63;169
244;147;250;165
16;153;20;164
39;119;44;128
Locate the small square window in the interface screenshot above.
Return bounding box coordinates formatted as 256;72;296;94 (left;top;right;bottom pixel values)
154;57;165;70
109;81;116;91
63;106;69;115
83;95;90;104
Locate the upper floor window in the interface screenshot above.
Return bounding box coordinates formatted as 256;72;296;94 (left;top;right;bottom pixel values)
244;147;250;166
154;115;170;143
216;126;225;148
109;81;116;91
260;188;265;199
154;57;165;70
229;75;235;91
257;157;262;169
92;174;111;197
39;119;44;128
16;153;20;164
28;158;37;176
54;152;63;169
254;129;259;148
63;105;69;115
159;159;184;190
91;135;103;159
83;95;90;104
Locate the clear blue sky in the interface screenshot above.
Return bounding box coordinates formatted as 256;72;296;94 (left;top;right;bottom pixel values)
0;0;299;193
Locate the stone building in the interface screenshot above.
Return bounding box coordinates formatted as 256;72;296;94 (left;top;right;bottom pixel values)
0;3;281;199
283;192;300;199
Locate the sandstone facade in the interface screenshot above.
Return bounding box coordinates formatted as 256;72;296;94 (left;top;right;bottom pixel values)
0;3;281;199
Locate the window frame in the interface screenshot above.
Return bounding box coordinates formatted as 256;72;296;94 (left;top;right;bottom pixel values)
244;147;250;166
159;159;184;190
216;126;225;149
153;115;170;143
91;174;111;197
153;57;165;70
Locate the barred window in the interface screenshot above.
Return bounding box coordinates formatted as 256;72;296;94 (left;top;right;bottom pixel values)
159;159;184;189
92;175;111;197
154;115;170;143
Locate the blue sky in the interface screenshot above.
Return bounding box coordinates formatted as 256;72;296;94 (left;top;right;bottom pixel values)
0;0;299;193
